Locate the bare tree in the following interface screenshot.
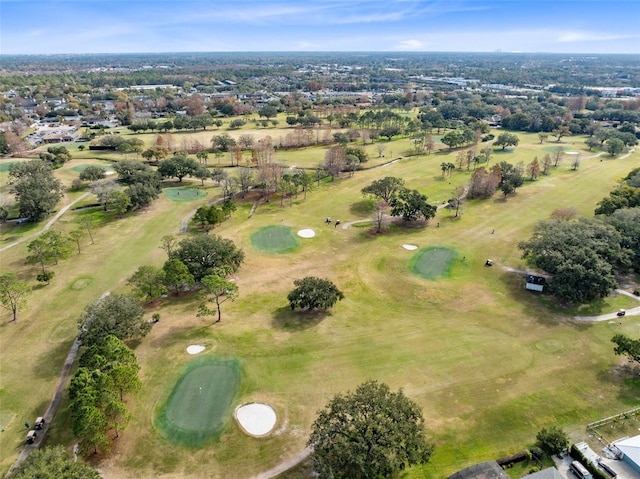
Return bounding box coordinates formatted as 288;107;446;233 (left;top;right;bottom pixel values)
376;143;386;158
323;146;345;181
237;167;255;198
542;154;553;175
372;200;389;233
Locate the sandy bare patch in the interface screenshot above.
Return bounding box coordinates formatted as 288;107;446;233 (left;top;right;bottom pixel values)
186;345;205;355
402;244;418;250
297;228;316;238
235;403;277;436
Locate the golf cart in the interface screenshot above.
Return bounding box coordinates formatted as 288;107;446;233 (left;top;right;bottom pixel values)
26;430;37;444
617;309;626;317
34;417;45;430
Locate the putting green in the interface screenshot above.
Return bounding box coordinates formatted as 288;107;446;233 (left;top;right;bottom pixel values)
156;357;240;446
163;187;207;202
542;145;568;152
70;163;114;173
0;161;20;172
251;225;299;253
410;246;458;279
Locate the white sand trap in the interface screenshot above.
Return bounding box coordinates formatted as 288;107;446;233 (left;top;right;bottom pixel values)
186;345;205;355
402;244;418;250
297;228;316;238
235;403;277;436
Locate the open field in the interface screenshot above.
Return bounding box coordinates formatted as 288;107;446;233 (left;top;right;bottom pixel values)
0;128;639;478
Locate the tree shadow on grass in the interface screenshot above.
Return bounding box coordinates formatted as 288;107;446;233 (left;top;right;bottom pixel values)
272;306;328;331
596;364;640;405
349;199;374;217
33;339;75;380
498;268;571;328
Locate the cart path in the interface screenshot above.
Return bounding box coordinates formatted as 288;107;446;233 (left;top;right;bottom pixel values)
252;447;312;479
0;192;90;253
501;266;640;322
5;292;110;478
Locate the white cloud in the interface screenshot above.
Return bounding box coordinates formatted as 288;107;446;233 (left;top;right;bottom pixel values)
395;39;425;50
557;31;638;43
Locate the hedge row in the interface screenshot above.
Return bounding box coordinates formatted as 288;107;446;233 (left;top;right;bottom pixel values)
569;444;609;479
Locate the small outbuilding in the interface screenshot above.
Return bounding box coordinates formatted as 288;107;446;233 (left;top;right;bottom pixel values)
448;461;509;479
521;467;564;479
613;435;640;474
525;274;546;292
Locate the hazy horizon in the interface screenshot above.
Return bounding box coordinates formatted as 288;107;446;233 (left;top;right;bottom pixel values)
1;0;639;55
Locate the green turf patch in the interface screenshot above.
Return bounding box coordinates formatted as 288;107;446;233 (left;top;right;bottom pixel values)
251;225;299;253
163;187;207;202
156;357;241;446
70;163;114;173
410;246;458;279
542;145;569;152
69;276;93;290
0;161;20;172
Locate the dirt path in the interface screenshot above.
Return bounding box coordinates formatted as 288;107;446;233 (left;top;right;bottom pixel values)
0;192;90;253
252;447;312;479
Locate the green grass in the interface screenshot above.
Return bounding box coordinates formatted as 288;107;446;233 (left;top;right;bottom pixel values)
250;225;299;253
155;357;241;446
162;186;207;202
69;163;114;173
1;128;639;478
410;246;458;279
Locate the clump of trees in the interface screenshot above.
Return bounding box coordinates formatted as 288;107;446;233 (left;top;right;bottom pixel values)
8;160;64;222
78;293;150;346
70;335;140;454
519;218;632;304
39;145;72;169
361;176;437;225
594;167;640;215
308;381;434;479
168;234;244;282
7;446;100;479
535;426;569;456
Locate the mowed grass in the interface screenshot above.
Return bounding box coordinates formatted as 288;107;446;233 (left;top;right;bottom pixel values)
156;357;241;446
250;225;299;253
411;246;458;279
0;130;639;478
163;186;207;202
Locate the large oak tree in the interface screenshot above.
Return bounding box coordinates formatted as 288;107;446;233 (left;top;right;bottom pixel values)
308;381;433;479
519;218;632;303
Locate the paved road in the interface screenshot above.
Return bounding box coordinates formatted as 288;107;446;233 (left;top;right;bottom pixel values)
0;192;90;253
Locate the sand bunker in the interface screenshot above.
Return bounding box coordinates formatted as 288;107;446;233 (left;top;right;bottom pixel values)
402;244;418;250
235;403;277;436
186;345;205;355
297;228;316;238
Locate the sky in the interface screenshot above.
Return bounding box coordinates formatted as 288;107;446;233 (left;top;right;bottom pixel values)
1;0;639;55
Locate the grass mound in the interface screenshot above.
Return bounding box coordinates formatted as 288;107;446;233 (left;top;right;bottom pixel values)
410;246;458;279
163;187;207;202
251;225;299;253
156;357;241;446
70;163;114;173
